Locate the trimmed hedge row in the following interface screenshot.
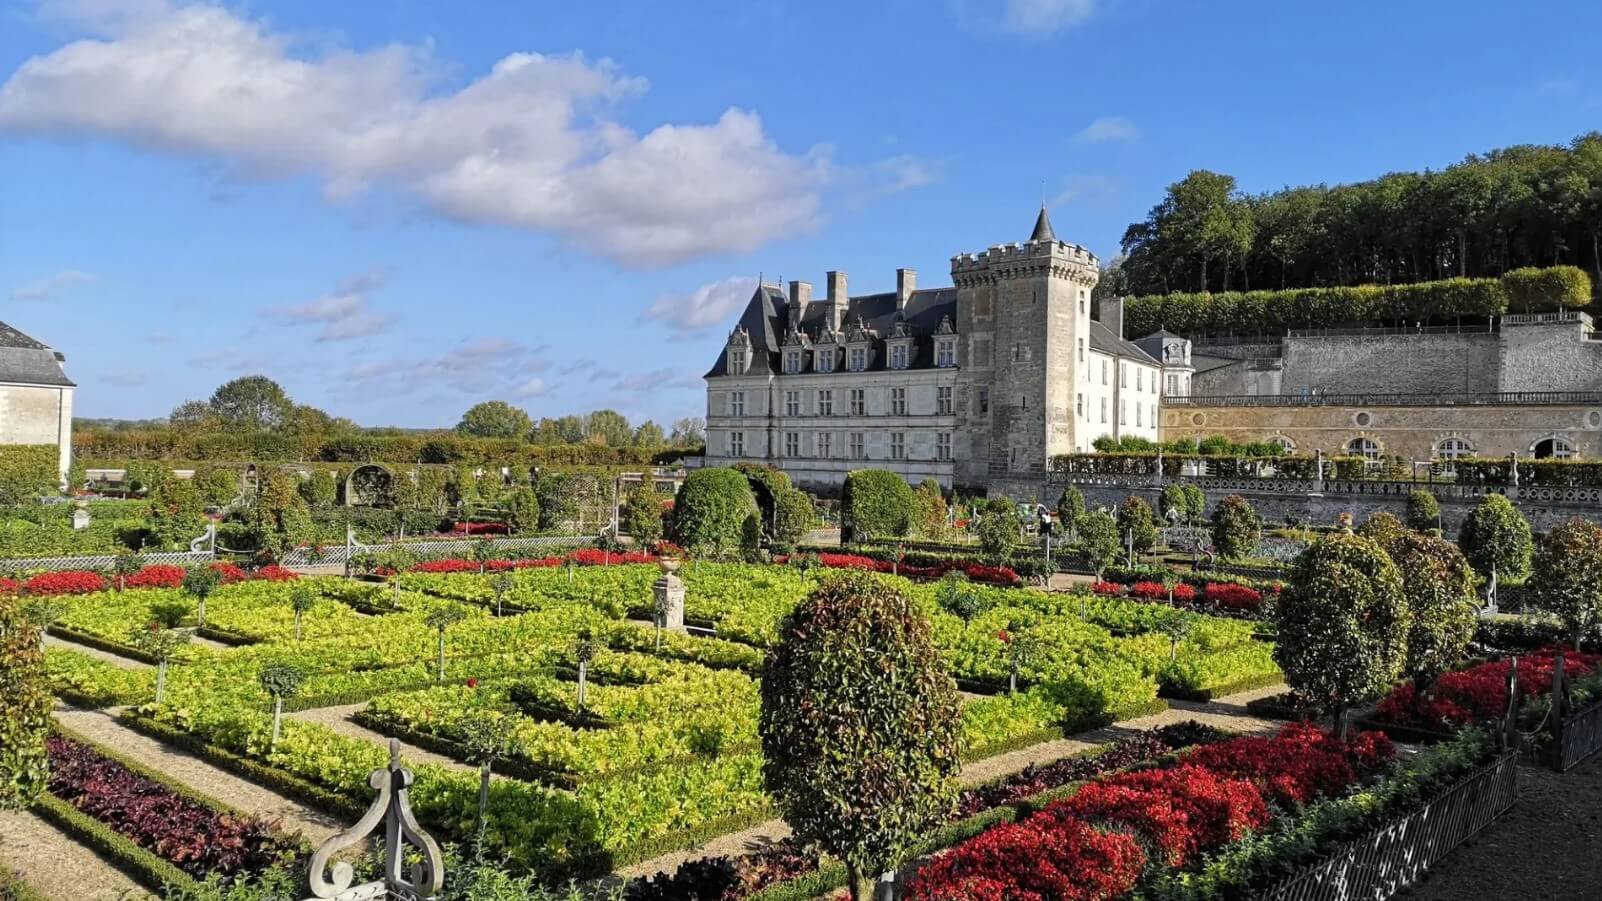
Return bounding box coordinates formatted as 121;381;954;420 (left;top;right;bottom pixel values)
1050;452;1602;487
1124;265;1592;336
0;445;59;505
75;430;696;466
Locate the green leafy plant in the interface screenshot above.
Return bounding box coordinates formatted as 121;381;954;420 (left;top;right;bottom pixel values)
842;470;917;543
1388;531;1479;703
673;468;758;558
258;662;305;752
1210;495;1261;561
1077;511;1121;579
0;595;51;810
1530;518;1602;649
128;622;191;705
1406;490;1441;533
1116;496;1159;556
288;585;318;641
425;605;470;681
1458;493;1533;580
183;566;222;629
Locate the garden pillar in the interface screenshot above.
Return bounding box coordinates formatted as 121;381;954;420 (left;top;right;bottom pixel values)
654;564;686;632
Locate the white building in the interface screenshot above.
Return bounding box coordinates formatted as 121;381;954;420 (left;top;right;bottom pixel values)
0;321;75;487
702;209;1163;489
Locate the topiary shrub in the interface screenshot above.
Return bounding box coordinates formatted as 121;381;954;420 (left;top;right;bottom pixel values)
1056;485;1086;534
621;480;665;546
914;479;948;540
147;476;205;550
1530;519;1602;649
1076;510;1121;579
672;468;757;558
1458;494;1533;580
1501;265;1592;312
842;470;916;543
1275;532;1410;734
1181;484;1207;523
1210;495;1261;561
760;572;962;901
1388;531;1479;694
974;503;1020;563
1355;510;1407;553
0;594;51;810
503;484;540;535
1116;496;1159;555
772;487;816;549
298;469;338;510
1406;490;1441;533
1158;484;1189;525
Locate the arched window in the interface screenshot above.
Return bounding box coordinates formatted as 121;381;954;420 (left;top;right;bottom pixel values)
1347;437;1381;460
1436;437;1474;460
1533;436;1577;460
1268;435;1296;453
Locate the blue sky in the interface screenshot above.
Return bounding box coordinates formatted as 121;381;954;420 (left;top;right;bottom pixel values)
3;0;1600;429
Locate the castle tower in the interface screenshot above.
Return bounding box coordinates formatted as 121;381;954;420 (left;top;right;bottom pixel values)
952;207;1100;484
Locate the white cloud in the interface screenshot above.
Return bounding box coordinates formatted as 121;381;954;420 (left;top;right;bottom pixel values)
951;0;1100;37
1074;115;1139;144
513;377;549;398
641;276;756;336
0;1;825;266
272;271;396;341
1051;174;1118;206
11;269;95;300
344;337;539;397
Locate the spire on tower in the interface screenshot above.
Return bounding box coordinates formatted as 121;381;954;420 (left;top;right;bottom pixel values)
1029;204;1056;242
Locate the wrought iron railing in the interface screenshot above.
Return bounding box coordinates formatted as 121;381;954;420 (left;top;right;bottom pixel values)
1167;391;1602;407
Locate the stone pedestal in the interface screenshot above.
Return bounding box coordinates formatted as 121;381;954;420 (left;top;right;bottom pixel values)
71;503;91;531
653;566;686;632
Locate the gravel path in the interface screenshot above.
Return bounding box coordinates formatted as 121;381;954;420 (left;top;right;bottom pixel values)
287;704;478;775
616;681;1286;880
0;810;148;901
43;634;150;671
1404;753;1602;901
53;705;344;842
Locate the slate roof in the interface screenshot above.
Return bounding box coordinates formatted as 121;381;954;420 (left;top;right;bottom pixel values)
0;321;74;387
1029;206;1056;242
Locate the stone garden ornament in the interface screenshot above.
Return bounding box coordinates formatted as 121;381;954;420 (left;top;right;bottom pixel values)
304;739;444;901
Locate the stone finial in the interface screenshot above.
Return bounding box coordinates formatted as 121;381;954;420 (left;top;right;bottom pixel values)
654;567;686;632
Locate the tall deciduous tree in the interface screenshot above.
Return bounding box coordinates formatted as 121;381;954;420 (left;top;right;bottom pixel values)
760;573;962;901
1457;494;1534;580
207;376;294;431
1530;519;1602;649
455;401;533;440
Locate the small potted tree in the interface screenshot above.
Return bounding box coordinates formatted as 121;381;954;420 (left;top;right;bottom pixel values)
129;622;191;705
289;585;317;641
424;605;469;681
258;662;304;752
182;565;222;630
112;552;143;592
458;714;515;850
489;573;514;617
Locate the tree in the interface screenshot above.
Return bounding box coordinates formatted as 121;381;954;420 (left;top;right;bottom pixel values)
584;410;634;448
1116;496;1159;556
1530;519;1602;649
299;469;339;510
1210;495;1262;561
147;476;205;549
1386;532;1478;698
622;480;666;546
1406;490;1441;533
471;539;497;576
0;594;51;810
112;551;143;591
759;572;962;901
670;417;706;446
842;470;916;542
249;470;314;558
1275;533;1410;735
528;416;585;445
258;662;304;752
289;585;317;641
1158;484;1189;524
632;421;667;448
455;401;532;440
673;469;758;558
1458;494;1534;580
1077;511;1120;579
974;502;1020;563
772;487;816;550
489;573;514;617
1055;485;1085;536
182;566;221;629
913;479;948;540
380;548;416;609
129;622;191;705
208;376;293;430
503;485;540;535
1355;510;1407;553
424;605;469;681
168;399;220;432
458;714;516;848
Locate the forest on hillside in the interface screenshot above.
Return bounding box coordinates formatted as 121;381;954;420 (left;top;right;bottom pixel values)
1108;132;1602;297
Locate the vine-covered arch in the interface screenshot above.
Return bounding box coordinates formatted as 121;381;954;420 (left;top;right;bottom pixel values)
345;463;395;507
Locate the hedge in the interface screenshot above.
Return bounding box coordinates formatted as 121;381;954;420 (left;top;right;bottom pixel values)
841;469;917;541
1050;452;1602;487
672;468;758;557
0;446;59;505
1122;266;1591;337
75;430;698;466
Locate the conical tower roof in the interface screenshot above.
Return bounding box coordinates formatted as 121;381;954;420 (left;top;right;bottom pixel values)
1029;204;1056;242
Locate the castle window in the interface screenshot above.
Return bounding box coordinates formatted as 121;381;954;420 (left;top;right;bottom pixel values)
890;344;909;370
784;391;800;417
1078;337;1084;363
890;432;905;460
936;339;956;368
1136;402;1143;427
1268;435;1295;453
1166;374;1178;395
1136;368;1144;391
850;389;866;416
1120;364;1128;388
729;431;745;456
1533;436;1577;459
1100;397;1107;424
937;432;951;461
818;389;833;416
729;391;745;417
1076;393;1083;418
849;432;865;459
937;386;953;415
818;432;833;458
728;350;747;373
784;432;800;457
891;387;907;415
1120;400;1127;425
849;348;868;372
1436;437;1473;460
816;350;835;373
1347;437;1381;461
1102;359;1108;385
977;388;989;415
783;351;802;374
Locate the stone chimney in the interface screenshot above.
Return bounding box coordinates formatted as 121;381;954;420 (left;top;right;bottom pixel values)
788;280;812;329
827;270;849;331
1099;295;1125;339
896;269;916;310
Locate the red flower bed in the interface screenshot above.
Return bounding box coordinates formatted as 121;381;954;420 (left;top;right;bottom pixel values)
252;565;300;582
1130;581;1167;599
1092;581;1125;596
450;522;508;535
208;562;249;584
810;553;1022;586
1203;582;1263;611
123;565;187;589
23;570;107;596
909;724;1389;901
567;548;657;566
1171;583;1197;603
0;577;17;594
1375;649;1602;730
46;736;282;878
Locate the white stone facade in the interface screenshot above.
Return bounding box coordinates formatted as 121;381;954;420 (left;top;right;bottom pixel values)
0;322;75;487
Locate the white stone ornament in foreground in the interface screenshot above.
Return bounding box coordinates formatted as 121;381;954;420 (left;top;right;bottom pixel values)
304;739;444;901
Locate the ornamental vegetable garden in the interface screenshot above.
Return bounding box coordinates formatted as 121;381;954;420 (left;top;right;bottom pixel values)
25;557;1283;889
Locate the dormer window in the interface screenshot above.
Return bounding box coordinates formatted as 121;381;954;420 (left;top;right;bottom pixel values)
935;338;956;368
849;347;868;372
816;349;836;373
889;343;909;370
783;350;803;374
728;349;747;374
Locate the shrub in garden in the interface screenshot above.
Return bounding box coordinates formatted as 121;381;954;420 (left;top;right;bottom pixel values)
124;564;187;590
1076;511;1121;578
23;570;106;596
914;479;948;540
0;594;51;810
248;470;314;558
1158;484;1196;525
1210;495;1261;561
1055;485;1085;535
760;572;962;901
841;469;916;542
740;513;765;563
673;468;758;557
1501;265;1592;312
147;476;205;549
1376;650;1601;729
258;662;304;751
113;552;143;591
192;465;242;507
1388;532;1479;696
974;502;1020;563
621;479;665;546
1530;519;1602;649
298;468;339;510
182;565;222;629
1117;496;1160;555
1355;510;1407;553
503;484;540;535
1458;493;1533;580
1407;490;1441;533
1275;533;1409;733
772;487;815;549
1181;484;1207;523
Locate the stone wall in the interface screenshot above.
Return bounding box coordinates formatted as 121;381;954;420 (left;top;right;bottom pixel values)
0;383;73;483
1279;332;1500;394
1498;318;1602;391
